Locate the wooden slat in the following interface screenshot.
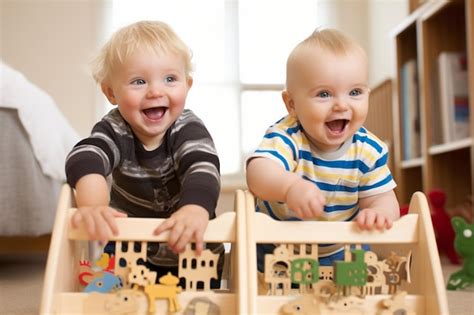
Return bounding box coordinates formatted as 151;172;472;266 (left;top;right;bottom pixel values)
68;209;236;243
252;213;419;244
408;191;450;314
40;184;79;314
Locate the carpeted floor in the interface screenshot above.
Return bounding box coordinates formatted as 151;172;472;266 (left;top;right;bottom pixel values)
0;253;473;314
0;253;47;315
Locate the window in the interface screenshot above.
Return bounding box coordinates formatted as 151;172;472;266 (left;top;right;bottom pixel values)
108;0;320;175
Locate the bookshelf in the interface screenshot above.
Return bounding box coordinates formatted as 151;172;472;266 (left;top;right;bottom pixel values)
409;0;430;13
392;0;473;210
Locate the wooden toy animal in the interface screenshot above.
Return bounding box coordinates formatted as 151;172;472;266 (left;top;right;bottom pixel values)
326;295;365;314
382;251;411;294
280;281;326;314
84;272;123;293
183;297;220;315
78;253;115;286
363;251;386;295
83;289;144;315
128;264;157;288
447;217;474;290
280;295;319;315
377;291;415;315
104;289;144;314
79;253;121;293
280;294;365;315
144;272;182;313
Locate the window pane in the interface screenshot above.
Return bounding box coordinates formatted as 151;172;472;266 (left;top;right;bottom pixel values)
111;0;239;174
109;0;322;175
112;0;233;84
187;85;241;174
238;0;318;84
241;91;288;157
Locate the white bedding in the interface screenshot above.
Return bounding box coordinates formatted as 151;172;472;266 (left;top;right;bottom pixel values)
0;62;80;236
0;61;80;181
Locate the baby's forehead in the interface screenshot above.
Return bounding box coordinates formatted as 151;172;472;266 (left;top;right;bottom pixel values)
295;43;366;62
292;45;367;76
286;46;367;89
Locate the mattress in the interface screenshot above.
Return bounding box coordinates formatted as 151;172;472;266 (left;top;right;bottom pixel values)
0;108;61;236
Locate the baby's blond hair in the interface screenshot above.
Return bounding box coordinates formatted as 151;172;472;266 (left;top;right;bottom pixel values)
286;28;366;88
91;20;193;83
299;28;364;54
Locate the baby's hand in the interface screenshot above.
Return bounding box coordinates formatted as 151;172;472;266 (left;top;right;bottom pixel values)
153;205;209;255
356;208;393;231
71;206;127;242
285;178;326;219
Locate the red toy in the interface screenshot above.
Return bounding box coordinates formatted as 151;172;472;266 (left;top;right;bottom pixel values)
428;189;460;265
399;204;409;217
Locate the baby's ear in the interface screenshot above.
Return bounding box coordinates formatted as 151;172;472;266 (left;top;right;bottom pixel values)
101;83;117;105
282;90;296;117
187;76;193;89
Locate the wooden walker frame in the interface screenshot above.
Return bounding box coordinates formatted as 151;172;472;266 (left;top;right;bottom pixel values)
41;186;449;314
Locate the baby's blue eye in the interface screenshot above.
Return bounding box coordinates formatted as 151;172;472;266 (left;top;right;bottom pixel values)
350;89;362;96
317;91;330;98
165;75;177;83
132;79;146;85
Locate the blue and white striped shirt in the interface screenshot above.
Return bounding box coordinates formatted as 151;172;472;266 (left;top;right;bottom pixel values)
249;115;396;256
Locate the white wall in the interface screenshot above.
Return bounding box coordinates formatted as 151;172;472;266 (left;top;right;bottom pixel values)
318;0;408;86
317;0;370;56
368;0;408;86
1;0;108;137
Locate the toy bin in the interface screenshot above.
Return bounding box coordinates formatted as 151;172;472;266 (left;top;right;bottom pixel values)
243;190;449;315
40;185;249;314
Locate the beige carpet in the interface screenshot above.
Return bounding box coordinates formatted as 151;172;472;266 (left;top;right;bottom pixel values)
0;253;473;314
0;253;47;315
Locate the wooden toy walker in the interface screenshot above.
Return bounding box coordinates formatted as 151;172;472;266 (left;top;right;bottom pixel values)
40;185;249;314
41;186;449;314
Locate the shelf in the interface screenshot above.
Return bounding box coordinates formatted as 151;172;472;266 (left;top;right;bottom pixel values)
392;0;473;206
401;157;424;169
429;138;472;155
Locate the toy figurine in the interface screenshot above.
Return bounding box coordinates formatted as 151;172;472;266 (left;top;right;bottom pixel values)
428;189;460;264
447;217;474;290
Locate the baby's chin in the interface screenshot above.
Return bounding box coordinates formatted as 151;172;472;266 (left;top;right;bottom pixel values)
308;138;346;153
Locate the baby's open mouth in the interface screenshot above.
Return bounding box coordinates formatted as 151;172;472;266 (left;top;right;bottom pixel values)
143;107;167;120
326;119;349;133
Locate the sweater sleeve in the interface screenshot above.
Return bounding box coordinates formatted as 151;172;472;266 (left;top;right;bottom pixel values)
65;118;121;188
170;110;221;217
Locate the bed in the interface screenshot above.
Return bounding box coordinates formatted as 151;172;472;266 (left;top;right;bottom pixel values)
0;62;79;249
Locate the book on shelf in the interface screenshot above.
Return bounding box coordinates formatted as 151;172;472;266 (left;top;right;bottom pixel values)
400;59;421;160
437;51;470;144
